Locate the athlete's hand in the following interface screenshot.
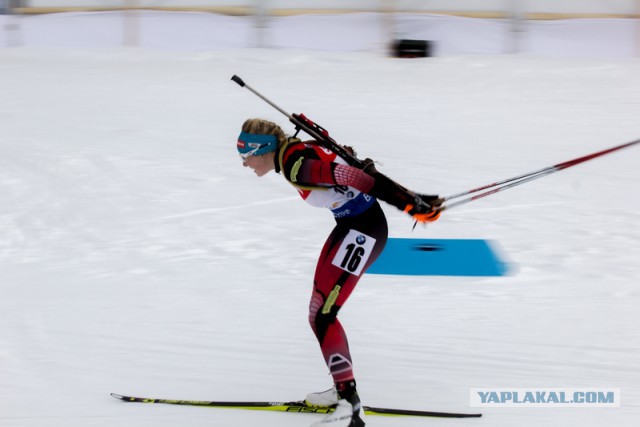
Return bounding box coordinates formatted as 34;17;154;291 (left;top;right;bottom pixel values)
404;194;443;223
417;194;444;208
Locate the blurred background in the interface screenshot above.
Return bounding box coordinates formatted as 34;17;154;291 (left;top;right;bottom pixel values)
1;0;640;57
2;3;640;427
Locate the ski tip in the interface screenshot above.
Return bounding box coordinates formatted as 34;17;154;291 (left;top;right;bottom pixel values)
110;393;125;400
364;405;482;418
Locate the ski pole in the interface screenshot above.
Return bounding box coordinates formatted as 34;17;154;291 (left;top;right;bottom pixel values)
442;169;556;211
445;168;554;201
442;137;640;210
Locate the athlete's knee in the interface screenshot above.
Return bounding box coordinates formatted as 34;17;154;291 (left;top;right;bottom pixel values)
309;292;339;340
308;292;323;336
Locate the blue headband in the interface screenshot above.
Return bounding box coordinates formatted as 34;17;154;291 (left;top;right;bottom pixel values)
237;132;278;156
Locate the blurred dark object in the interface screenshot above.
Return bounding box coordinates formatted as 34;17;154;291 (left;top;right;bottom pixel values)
1;0;22;15
392;39;431;58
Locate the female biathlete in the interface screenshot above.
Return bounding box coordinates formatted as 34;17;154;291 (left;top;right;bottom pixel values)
237;118;441;427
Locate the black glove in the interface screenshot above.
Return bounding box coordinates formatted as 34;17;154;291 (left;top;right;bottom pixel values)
367;170;443;222
404;194;443;223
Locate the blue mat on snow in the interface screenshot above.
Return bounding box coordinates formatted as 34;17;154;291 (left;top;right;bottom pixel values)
368;238;509;277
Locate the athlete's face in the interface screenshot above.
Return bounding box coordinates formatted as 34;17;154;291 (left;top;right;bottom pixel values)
242;152;274;177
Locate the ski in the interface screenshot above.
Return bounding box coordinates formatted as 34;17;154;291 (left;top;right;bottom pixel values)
111;393;482;418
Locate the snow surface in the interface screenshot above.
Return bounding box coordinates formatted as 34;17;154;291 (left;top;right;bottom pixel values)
1;47;640;427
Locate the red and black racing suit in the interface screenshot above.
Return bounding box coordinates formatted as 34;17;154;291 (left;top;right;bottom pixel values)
275;139;410;386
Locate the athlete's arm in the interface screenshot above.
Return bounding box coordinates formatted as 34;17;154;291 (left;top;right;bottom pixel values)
292;158;411;210
285;152;442;222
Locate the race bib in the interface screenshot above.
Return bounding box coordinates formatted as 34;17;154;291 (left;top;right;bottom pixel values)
331;230;376;276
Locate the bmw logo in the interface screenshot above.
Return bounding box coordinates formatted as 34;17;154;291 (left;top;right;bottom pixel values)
356;235;366;245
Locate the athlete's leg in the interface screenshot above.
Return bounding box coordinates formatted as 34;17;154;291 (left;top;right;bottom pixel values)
308;203;388;384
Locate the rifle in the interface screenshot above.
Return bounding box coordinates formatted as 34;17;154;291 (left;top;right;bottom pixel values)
231;75;366;169
231;75;434;227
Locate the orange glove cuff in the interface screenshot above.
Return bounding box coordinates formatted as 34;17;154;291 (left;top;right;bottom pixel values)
404;204;442;223
413;210;441;223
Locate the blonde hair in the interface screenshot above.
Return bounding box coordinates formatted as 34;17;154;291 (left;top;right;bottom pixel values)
241;118;288;149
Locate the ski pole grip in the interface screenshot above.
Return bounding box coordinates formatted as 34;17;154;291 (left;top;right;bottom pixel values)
231;75;245;87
